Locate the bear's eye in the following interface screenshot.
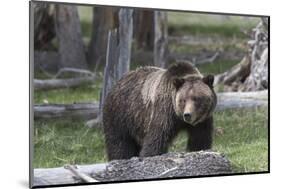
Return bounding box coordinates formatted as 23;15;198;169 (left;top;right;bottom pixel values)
180;99;186;103
193;97;202;101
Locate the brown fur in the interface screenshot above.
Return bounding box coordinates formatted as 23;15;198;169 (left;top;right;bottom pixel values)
103;62;217;160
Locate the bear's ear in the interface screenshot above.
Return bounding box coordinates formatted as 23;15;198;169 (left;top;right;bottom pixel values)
172;78;185;89
202;74;214;88
167;62;200;77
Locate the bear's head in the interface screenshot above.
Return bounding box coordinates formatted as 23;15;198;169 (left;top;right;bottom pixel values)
167;62;217;126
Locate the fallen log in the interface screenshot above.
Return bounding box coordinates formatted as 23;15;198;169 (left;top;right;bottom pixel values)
34;103;99;120
33;151;232;187
33;163;107;186
33;90;267;121
216;90;268;111
34;76;96;90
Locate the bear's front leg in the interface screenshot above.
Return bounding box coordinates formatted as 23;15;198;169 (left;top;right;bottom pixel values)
187;117;214;151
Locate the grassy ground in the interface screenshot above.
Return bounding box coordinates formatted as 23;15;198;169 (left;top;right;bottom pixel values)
34;107;268;173
33;9;268;174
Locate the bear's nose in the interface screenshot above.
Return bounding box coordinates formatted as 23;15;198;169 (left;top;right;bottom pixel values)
183;113;192;121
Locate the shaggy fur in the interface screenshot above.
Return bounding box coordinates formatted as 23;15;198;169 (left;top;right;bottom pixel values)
103;62;217;160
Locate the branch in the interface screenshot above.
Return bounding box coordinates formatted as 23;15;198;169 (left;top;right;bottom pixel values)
64;164;99;183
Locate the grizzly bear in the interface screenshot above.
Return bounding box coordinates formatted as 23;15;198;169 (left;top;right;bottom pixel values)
103;62;217;160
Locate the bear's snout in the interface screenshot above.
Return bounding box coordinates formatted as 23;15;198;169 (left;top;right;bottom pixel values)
183;112;192;122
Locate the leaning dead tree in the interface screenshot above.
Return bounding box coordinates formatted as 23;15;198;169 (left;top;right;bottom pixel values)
33;151;232;186
34;90;267;121
86;9;133;128
54;4;88;69
215;17;268;91
100;8;133;114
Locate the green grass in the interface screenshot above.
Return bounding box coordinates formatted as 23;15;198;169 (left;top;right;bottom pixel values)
34;82;101;104
167;12;259;38
198;59;238;75
34;120;106;168
34;107;268;173
170;107;268;173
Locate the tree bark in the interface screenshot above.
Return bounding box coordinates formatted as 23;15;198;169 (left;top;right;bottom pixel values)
33;2;55;50
33;151;231;186
99;9;133;119
133;10;154;51
243;18;268;91
54;4;87;69
154;11;168;68
88;7;119;69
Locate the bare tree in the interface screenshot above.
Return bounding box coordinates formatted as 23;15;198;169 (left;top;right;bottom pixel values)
34;2;55;50
100;9;134;116
154;11;168;68
87;7;119;70
54;4;87;69
86;8;133;127
133;10;155;51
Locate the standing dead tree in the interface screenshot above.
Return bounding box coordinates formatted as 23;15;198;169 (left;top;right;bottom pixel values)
33;2;55;50
215;17;268;91
54;4;88;69
88;7;119;70
86;8;134;127
133;10;155;51
154;11;168;68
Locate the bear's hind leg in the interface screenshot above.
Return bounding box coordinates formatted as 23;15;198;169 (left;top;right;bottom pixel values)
105;134;140;160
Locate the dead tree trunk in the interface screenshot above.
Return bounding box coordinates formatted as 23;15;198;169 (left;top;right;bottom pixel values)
88;7;119;70
214;18;268;92
54;4;87;69
89;9;133;127
133;10;155;51
154;11;168;68
33;2;55;50
243;18;268;91
33;151;231;186
117;8;133;79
